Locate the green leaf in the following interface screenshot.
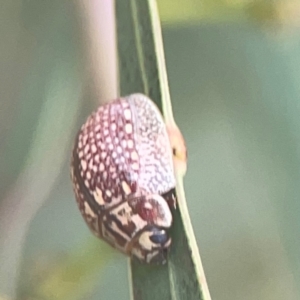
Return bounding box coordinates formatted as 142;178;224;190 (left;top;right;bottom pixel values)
116;1;212;300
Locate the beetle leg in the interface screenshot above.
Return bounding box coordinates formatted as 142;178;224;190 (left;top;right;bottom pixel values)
162;188;177;210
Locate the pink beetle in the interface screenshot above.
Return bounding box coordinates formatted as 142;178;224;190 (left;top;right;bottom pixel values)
71;94;176;264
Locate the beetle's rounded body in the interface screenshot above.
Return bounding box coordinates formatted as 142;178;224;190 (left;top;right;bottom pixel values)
71;94;176;264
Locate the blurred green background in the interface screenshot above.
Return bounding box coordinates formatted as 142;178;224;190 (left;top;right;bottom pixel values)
1;0;300;299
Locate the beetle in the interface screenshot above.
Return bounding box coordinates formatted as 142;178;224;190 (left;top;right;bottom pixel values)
71;93;177;264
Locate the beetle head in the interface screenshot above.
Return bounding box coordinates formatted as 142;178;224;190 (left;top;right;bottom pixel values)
127;193;173;264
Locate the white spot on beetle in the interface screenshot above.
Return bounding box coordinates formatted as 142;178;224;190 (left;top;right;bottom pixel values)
127;140;134;149
82;134;88;145
81;160;87;171
84;144;90;154
109;166;116;173
91;144;97;153
124;109;131;120
94;187;105;205
125;124;132;134
122;181;131;195
99;163;105;172
131;151;138;160
84;201;96;218
111;123;117;131
132;163;139;170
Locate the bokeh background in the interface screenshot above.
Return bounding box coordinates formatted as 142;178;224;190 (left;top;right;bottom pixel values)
1;1;300;299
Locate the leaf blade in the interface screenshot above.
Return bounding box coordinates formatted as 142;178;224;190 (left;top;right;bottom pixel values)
116;0;212;300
